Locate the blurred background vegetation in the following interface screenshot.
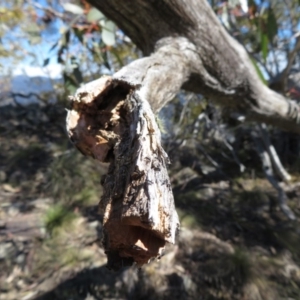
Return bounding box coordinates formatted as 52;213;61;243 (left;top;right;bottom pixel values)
1;0;300;299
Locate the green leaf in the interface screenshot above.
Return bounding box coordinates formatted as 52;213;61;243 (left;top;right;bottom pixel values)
25;23;41;38
0;44;10;57
260;32;268;62
267;7;278;41
61;30;70;47
101;50;111;70
87;8;105;22
70;57;83;85
64;72;78;95
73;28;84;44
250;58;267;85
101;20;116;46
62;3;84;15
57;45;66;63
110;48;124;67
28;35;41;45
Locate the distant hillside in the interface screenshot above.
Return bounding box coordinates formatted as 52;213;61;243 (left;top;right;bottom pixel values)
0;66;63;107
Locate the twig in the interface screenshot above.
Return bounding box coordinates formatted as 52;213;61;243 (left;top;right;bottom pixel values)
196;144;220;169
192;112;206;139
252;133;296;220
259;124;292;183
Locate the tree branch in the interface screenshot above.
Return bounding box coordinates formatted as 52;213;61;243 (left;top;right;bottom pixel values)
252;133;295;220
259;124;291;183
88;0;300;133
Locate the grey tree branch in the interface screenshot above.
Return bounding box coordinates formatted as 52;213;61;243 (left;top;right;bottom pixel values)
259;124;292;183
88;0;300;133
252;133;295;220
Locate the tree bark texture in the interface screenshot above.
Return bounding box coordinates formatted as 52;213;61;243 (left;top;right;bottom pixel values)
88;0;300;133
66;76;179;269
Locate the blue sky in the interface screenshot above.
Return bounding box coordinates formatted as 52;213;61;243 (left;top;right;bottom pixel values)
0;0;65;75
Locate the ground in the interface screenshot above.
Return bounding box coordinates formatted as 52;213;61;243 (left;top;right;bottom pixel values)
1;102;300;300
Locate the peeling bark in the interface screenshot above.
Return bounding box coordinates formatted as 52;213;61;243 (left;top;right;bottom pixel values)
66;76;179;269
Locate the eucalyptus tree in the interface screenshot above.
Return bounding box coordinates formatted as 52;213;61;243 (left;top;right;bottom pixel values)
66;0;300;268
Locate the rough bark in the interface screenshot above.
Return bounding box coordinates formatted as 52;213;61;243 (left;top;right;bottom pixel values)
88;0;300;133
66;76;179;269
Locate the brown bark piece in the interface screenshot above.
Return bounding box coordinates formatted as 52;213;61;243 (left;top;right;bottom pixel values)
66;76;179;269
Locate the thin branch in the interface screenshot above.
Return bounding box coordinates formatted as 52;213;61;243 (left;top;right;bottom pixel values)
88;0;300;133
252;133;295;220
259;124;292;183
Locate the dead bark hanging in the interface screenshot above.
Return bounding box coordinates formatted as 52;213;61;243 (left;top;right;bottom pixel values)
66;76;179;269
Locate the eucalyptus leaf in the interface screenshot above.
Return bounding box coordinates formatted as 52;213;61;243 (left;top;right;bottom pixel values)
101;20;116;46
62;3;84;15
73;28;84;43
251;58;266;85
0;44;10;57
61;30;70;47
260;32;268;62
110;48;124;67
26;23;40;35
29;35;41;45
87;8;105;22
267;7;277;41
64;72;78;94
70;57;83;85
